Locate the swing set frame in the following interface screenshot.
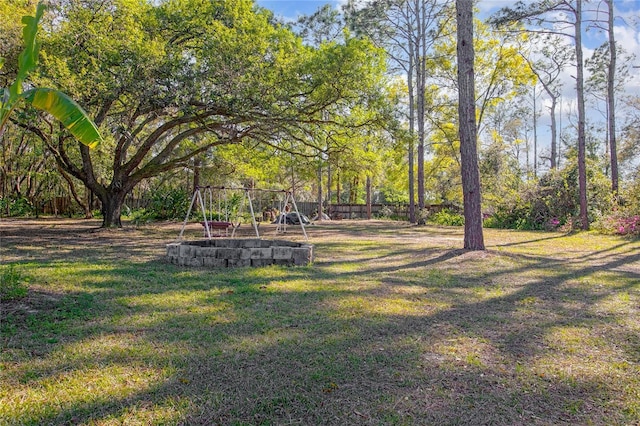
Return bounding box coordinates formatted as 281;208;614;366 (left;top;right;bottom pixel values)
178;186;308;240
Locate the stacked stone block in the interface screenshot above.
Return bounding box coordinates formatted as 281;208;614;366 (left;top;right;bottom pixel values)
166;239;313;267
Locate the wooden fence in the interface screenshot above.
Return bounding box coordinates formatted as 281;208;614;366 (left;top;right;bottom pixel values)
284;202;457;221
39;193;456;222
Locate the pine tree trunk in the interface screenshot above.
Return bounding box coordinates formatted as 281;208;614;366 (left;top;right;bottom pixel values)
575;0;589;230
317;161;324;220
327;160;332;216
407;33;416;224
533;86;538;176
607;0;618;195
366;175;372;220
416;0;426;211
456;0;485;250
550;95;558;169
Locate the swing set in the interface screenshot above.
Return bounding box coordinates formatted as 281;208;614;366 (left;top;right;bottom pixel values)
178;186;308;240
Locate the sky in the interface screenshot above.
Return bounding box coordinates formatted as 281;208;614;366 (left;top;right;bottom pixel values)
256;0;338;16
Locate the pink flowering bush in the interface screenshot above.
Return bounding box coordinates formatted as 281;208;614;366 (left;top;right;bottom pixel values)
614;215;640;236
595;210;640;237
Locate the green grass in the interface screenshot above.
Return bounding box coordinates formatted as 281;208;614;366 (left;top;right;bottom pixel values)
0;265;29;301
1;218;639;425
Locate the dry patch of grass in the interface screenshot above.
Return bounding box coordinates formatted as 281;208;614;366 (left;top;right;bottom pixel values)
1;219;639;425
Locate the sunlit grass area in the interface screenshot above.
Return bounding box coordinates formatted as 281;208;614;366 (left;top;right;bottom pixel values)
1;219;639;425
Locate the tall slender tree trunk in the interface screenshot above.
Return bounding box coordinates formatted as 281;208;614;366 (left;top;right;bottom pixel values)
366;175;372;220
550;95;558;169
317;160;324;220
327;160;332;217
193;158;201;194
416;0;426;211
456;0;485;250
58;166;91;218
337;170;341;206
407;29;416;223
533;85;538;176
606;0;618;196
558;96;563;168
575;0;589;230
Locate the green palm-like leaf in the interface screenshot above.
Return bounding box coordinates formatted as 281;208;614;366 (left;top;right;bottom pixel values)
24;88;102;148
10;3;45;99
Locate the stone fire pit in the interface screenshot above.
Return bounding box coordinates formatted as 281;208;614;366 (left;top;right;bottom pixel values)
166;239;313;267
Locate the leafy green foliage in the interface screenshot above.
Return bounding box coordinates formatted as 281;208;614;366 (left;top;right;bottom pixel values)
130;188;190;223
24;88;101;148
0;196;34;217
593;210;640;237
489;177;573;231
593;177;640;237
32;0;388;227
484;158;612;231
147;188;190;221
429;208;465;226
0;264;28;301
376;205;394;219
0;2;102;148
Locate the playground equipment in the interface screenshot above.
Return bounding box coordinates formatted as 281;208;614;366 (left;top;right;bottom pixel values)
178;186;308;240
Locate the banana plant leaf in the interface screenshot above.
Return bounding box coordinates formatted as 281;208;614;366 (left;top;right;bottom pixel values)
24;88;102;148
11;3;45;99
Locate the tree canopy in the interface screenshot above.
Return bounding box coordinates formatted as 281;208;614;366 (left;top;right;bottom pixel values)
24;0;388;226
2;0;639;240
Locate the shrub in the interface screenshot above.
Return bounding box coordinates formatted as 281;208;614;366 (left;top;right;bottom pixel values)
376;205;394;219
129;208;154;225
416;208;431;225
146;188;190;220
0;197;35;217
593;208;640;237
612;214;640;236
429;208;464;226
0;265;28;301
483;161;610;232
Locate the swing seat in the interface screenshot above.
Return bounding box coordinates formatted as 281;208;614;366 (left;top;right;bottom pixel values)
201;221;232;236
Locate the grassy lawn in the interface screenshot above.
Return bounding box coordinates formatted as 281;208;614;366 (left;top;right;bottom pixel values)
1;218;639;425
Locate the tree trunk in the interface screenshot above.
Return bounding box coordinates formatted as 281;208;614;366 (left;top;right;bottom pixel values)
575;0;589;230
416;0;426;211
558;96;563;168
100;191;126;227
58;166;92;218
366;175;372;220
533;85;538;176
456;0;485;250
327;159;332;217
193;158;201;194
407;29;416;224
337;170;341;205
606;0;618;196
317;160;324;220
550;95;558;169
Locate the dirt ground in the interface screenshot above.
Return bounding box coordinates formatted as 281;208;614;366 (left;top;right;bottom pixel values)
0;217;463;261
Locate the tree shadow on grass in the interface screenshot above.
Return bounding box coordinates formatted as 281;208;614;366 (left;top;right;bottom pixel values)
2;220;639;425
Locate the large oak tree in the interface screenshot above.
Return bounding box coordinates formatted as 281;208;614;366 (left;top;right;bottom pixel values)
28;0;386;226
